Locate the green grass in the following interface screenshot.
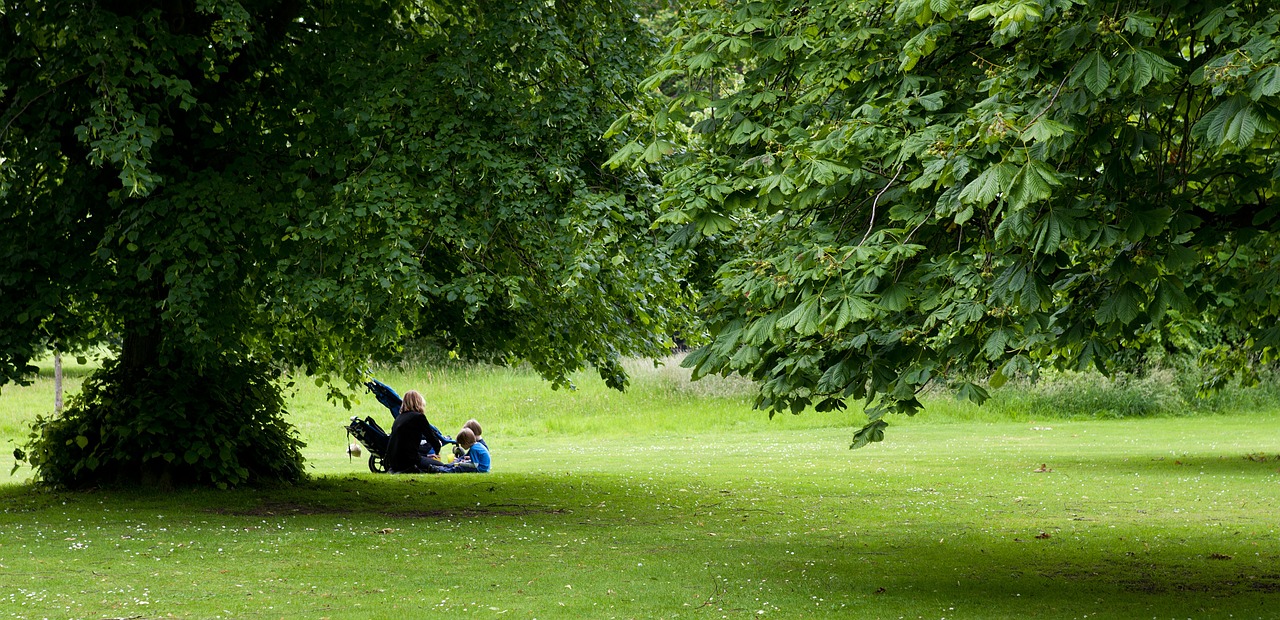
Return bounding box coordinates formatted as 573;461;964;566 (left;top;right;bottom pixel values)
2;358;1279;619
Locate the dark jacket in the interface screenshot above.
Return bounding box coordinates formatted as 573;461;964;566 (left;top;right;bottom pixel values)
385;410;442;473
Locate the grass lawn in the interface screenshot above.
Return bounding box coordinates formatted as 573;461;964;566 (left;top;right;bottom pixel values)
1;358;1278;619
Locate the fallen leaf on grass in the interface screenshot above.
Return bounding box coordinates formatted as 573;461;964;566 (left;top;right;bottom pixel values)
1208;553;1233;560
379;528;396;534
1035;532;1051;540
1034;464;1052;473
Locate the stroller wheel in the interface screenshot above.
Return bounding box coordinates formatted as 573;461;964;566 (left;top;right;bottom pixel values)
368;455;388;474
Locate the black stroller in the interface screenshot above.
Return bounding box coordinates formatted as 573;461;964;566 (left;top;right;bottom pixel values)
345;379;453;473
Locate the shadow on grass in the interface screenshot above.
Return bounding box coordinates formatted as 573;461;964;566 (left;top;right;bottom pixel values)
4;449;1277;512
2;469;1277;618
0;472;629;518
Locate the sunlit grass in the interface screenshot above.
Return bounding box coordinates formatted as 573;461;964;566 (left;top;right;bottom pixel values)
2;356;1279;618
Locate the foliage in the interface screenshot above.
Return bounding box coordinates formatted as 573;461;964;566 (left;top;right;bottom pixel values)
614;0;1280;446
331;1;690;388
15;355;305;488
1;0;685;485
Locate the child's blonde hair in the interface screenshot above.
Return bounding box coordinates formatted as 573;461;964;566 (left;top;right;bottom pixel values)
401;390;426;414
456;427;477;448
463;419;482;437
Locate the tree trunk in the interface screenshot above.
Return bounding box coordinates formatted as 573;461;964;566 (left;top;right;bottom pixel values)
53;346;63;414
121;323;162;377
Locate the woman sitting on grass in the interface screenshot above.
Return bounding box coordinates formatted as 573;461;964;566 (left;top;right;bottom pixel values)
443;427;490;473
385;390;446;473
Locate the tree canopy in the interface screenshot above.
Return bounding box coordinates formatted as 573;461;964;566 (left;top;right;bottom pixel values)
7;0;1280;486
611;0;1280;446
1;0;687;486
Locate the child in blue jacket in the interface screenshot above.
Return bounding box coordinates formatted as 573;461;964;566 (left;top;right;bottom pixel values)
444;428;490;473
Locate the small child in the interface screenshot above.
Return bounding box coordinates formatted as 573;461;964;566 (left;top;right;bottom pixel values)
453;418;487;462
443;428;490;473
463;418;487;449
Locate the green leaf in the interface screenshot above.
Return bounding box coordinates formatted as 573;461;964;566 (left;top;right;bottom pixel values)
1032;207;1069;254
744;312;781;345
75;435;89;449
930;0;957;16
1224;104;1262;147
638;69;682;91
778;296;821;333
1071;50;1112;96
1095;283;1145;325
956;381;990;404
1134;48;1176;90
642;140;674;163
1124;207;1172;241
729;345;761;368
850;419;888;449
1163;245;1199;271
1127;51;1154;92
842;296;877;323
1150;279;1191;321
603;141;643;169
1006;159;1060;209
968;2;999;20
983;327;1013;360
1194;96;1251;148
1020;118;1071;142
958;162;1017;206
879;283;911;312
681;345;713;375
1123;12;1157;37
694;211;735;235
817;360;853;395
1250;65;1280;100
602;113;631;139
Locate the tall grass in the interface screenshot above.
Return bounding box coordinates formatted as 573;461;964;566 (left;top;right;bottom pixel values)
919;366;1280;425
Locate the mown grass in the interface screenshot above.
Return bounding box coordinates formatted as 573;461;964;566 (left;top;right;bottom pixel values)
2;357;1279;619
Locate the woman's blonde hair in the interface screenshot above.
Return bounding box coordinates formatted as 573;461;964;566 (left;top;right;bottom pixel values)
456;427;476;448
401;390;426;414
463;419;482;437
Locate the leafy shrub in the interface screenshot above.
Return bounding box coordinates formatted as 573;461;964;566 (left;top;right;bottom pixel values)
16;356;305;489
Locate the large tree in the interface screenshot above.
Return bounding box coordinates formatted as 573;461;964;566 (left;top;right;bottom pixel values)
1;0;686;486
612;0;1280;445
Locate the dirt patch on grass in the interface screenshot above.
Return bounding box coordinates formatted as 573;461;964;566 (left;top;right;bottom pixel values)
1119;574;1280;595
387;505;569;519
210;502;356;516
1247;575;1280;593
